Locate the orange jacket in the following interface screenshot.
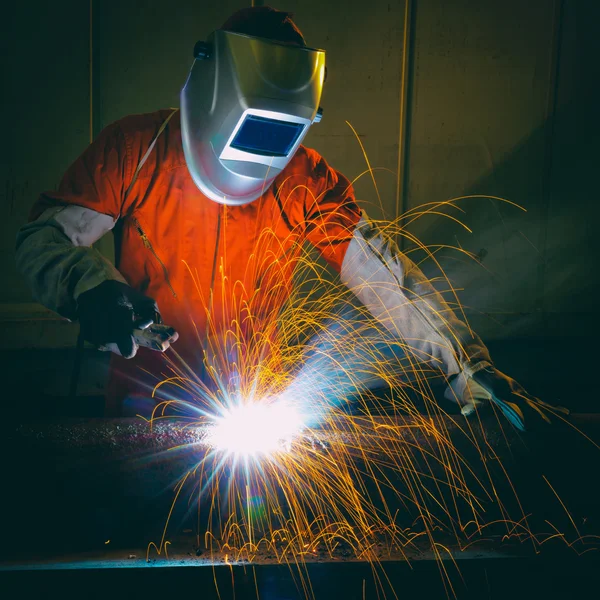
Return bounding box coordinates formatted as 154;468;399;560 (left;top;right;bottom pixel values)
28;110;362;413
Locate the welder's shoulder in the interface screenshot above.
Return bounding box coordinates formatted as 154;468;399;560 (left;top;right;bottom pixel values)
291;145;330;179
110;109;184;175
112;109;179;148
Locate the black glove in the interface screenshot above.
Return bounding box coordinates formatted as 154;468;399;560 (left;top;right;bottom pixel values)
77;280;160;359
472;364;569;432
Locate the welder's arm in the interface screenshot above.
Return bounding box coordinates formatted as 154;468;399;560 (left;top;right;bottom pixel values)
15;205;125;320
296;152;489;403
300;147;564;428
340;213;493;408
339;213;570;430
15;120;179;358
15;121;131;320
16;205;178;358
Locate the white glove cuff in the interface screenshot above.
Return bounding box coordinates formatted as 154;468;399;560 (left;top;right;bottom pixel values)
445;361;493;407
462;360;493;379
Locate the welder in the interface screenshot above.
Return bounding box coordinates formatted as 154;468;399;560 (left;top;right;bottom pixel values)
15;6;559;428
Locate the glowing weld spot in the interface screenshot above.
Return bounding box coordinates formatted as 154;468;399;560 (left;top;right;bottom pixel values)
210;402;304;458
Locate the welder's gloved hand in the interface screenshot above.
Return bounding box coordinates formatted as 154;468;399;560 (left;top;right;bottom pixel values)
77;279;167;359
446;362;569;432
445;372;491;418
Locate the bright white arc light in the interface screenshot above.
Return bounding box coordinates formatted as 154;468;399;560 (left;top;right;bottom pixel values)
210;402;305;458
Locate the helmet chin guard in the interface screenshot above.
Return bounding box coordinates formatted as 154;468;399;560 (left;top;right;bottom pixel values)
181;30;325;206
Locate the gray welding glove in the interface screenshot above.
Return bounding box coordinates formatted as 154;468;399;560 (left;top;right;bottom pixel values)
445;371;492;417
447;362;569;432
471;363;569;432
77;280;169;359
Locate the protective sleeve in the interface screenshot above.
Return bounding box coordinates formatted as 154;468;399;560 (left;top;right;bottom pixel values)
15;206;125;320
15;122;131;320
339;213;492;384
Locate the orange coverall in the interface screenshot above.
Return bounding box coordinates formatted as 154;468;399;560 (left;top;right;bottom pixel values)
22;109;363;413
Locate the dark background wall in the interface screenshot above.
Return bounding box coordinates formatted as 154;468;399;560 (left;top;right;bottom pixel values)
1;1;597;412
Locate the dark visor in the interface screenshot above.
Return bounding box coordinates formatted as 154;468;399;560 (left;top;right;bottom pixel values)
230;115;305;157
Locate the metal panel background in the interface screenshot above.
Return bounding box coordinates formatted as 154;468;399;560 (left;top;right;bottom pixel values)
404;0;562;339
2;2;90;304
279;0;408;222
541;0;599;337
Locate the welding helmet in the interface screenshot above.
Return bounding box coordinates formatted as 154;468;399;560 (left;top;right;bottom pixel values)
181;29;326;205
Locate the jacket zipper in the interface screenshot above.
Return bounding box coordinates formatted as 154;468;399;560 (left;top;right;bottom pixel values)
131;217;177;298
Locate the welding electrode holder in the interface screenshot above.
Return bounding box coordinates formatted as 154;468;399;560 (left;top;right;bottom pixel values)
129;323;179;353
76;280;178;358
